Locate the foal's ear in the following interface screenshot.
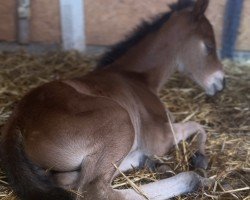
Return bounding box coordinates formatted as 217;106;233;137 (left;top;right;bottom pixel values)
193;0;209;20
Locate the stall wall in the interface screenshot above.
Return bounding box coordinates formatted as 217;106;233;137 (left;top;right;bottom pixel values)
0;0;16;42
237;2;250;51
0;0;249;51
85;0;226;48
30;0;61;43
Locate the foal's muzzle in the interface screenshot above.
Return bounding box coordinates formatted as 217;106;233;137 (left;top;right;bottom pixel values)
205;72;225;96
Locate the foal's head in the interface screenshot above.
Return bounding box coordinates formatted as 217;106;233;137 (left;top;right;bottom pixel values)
173;0;224;96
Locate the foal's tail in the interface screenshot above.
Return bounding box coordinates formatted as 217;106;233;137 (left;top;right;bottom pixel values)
0;126;73;200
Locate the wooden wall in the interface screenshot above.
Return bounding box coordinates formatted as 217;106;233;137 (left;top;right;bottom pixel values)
0;0;16;41
0;0;61;44
0;0;249;51
30;0;61;43
237;1;250;51
85;0;226;47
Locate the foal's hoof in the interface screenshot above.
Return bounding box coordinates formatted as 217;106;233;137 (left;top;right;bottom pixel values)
143;157;158;172
145;158;157;172
194;168;207;178
139;155;157;172
190;151;208;170
155;165;174;174
200;176;215;188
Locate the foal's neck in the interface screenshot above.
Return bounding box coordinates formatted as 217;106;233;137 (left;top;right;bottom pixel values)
107;23;179;93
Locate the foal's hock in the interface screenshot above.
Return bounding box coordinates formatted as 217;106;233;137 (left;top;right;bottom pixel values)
0;0;225;199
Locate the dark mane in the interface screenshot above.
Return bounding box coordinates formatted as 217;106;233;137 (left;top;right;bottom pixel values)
97;0;195;68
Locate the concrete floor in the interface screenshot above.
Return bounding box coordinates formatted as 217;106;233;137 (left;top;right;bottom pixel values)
0;42;108;56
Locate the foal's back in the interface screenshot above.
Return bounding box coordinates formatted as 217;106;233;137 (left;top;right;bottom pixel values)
2;76;136;186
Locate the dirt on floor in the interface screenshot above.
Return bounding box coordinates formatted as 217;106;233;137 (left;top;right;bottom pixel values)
0;52;249;200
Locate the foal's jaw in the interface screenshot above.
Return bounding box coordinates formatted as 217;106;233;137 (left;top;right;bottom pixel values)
204;70;225;96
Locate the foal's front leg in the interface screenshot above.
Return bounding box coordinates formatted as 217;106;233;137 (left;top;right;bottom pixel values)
137;121;208;172
172;121;208;169
118;121;208;173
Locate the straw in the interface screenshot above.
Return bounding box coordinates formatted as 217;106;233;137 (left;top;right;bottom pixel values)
0;52;249;199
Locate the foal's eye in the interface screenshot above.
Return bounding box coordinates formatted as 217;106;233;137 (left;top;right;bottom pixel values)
205;43;214;54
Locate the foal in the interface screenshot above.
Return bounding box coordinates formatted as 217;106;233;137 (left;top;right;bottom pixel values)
0;0;225;199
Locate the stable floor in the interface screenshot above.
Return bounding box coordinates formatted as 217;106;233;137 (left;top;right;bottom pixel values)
0;52;249;200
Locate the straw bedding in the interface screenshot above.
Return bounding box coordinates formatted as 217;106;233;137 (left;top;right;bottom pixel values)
0;52;249;200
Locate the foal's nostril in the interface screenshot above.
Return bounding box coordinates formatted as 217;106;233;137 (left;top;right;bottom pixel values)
212;83;217;93
222;78;226;88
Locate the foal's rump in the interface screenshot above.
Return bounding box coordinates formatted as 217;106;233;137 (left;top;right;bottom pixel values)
0;81;134;200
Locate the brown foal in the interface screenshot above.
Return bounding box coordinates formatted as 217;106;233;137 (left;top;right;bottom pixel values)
0;0;225;199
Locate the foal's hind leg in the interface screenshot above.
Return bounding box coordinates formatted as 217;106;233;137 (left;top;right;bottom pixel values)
121;171;213;200
172;121;208;169
82;170;213;200
104;171;213;200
